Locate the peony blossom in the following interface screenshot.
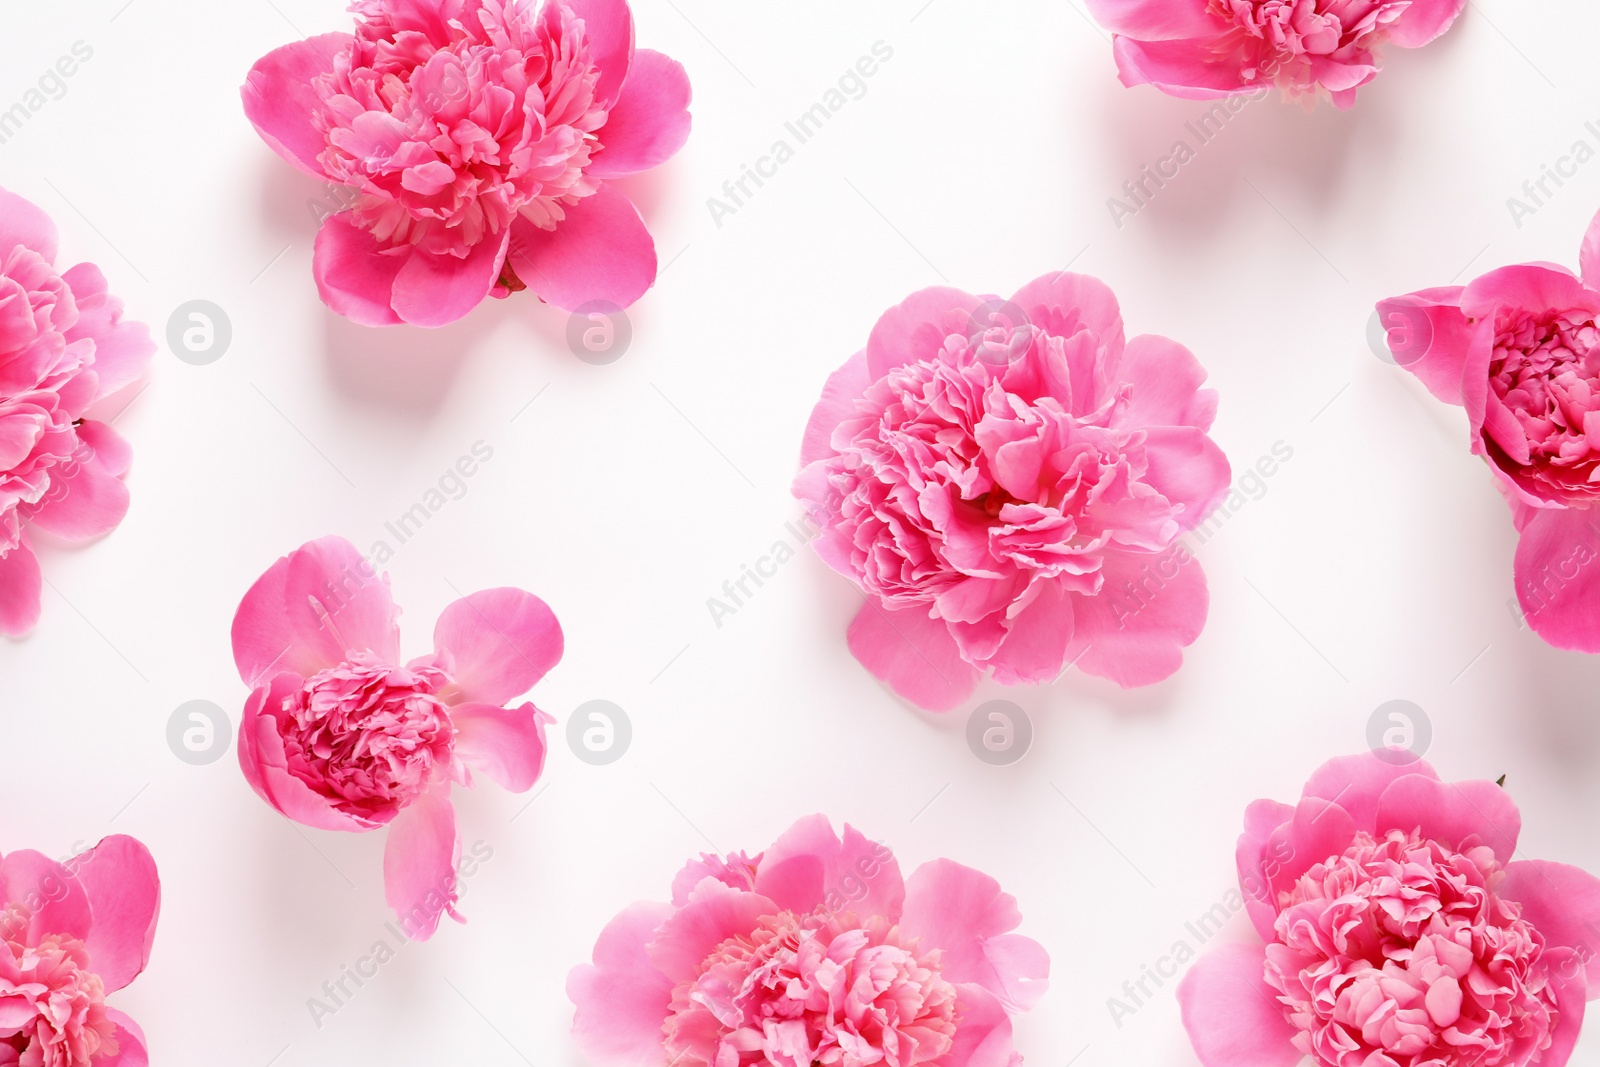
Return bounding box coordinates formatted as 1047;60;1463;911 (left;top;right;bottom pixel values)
1085;0;1466;109
242;0;691;327
231;535;561;937
1179;752;1600;1067
793;273;1231;712
0;187;154;638
0;835;160;1067
1378;208;1600;652
569;815;1049;1067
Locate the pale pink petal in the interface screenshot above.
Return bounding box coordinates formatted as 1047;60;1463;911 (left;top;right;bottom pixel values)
931;983;1019;1067
390;231;509;327
1111;36;1252;97
382;781;460;940
452;702;551;792
1542;948;1590;1064
847;600;979;713
60;264;155;399
901;858;1049;1012
312;213;405;327
568;901;676;1067
1083;0;1217;38
1375;288;1480;406
1386;0;1467;48
98;1011;148;1067
1582;207;1600;291
1009;272;1126;366
588;49;691;180
231;535;400;688
507;184;656;312
1499;860;1600;994
0;850;91;944
240;34;350;179
799;350;871;466
1515;507;1600;653
645;878;780;983
1140;426;1231;531
1235;799;1295;940
980;582;1075;685
238;674;374;832
72;835;159;993
754;815;905;921
1375;773;1521;863
0;543;41;638
1300;751;1438;832
433;587;563;705
0;186;58;261
74;420;132;478
25;440;131;542
1263;796;1358;899
1065;549;1208;687
1177;943;1302;1067
865;286;987;380
1114;334;1218;430
563;0;634;107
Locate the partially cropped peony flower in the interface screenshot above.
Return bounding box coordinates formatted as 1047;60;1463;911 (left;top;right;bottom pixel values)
793;273;1231;712
1179;752;1600;1067
232;535;561;937
1379;208;1600;652
569;815;1049;1067
0;187;154;638
242;0;691;327
0;835;160;1067
1085;0;1466;108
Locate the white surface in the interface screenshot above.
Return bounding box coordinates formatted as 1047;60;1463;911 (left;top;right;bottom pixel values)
2;1;1599;1064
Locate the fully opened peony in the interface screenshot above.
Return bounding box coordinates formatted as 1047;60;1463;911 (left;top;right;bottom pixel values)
0;835;160;1067
1179;752;1600;1067
1085;0;1466;108
242;0;691;327
569;815;1049;1067
1379;208;1600;652
793;273;1231;712
232;536;561;937
0;188;154;638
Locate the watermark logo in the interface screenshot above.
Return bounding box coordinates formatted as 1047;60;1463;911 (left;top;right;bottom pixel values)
1366;699;1431;766
1366;304;1431;367
566;300;632;365
965;700;1033;766
167;300;232;365
567;700;631;765
964;299;1031;366
167;700;232;765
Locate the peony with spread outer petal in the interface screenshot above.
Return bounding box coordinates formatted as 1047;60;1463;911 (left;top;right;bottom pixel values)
793;273;1231;712
242;0;691;327
231;535;562;937
1179;752;1600;1067
568;815;1049;1067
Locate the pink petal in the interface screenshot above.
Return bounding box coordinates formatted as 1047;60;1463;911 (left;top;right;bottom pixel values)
1140;426;1231;531
865;286;987;380
240;34;350;179
1499;860;1600;993
1009;272;1125;350
588;49;691;180
567;901;676;1067
1582;207;1600;292
1235;798;1295;940
433;587;563;705
98;1011;148;1067
1375;288;1480;406
60;264;155;400
1386;0;1467;48
390;231;509;327
312;213;405;327
0;186;58;261
1064;549;1209;687
72;835;159;993
0;850;91;944
1515;507;1600;652
75;420;132;478
901;859;1049;1012
799;349;871;466
507;184;656;312
382;782;459;940
231;535;400;688
1263;796;1358;901
932;983;1020;1067
26;434;131;542
1375;773;1521;863
645;878;779;984
1110;36;1252;97
1113;334;1218;431
563;0;634;107
0;543;41;638
1541;948;1590;1065
846;600;979;713
980;582;1075;685
753;815;905;922
1084;0;1217;37
452;702;552;792
238;673;375;832
1177;943;1302;1067
1301;751;1438;832
1461;264;1600;327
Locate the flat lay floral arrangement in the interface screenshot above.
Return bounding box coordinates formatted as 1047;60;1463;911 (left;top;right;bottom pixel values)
3;0;1599;1065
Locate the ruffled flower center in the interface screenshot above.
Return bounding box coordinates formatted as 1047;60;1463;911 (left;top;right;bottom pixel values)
1207;0;1405;78
663;911;959;1067
1265;829;1559;1067
1487;306;1600;501
279;651;456;819
0;906;118;1067
312;0;607;257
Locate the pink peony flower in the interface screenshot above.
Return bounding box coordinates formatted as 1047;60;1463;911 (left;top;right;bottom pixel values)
1179;752;1600;1067
231;535;562;937
568;815;1049;1067
1085;0;1466;109
0;835;160;1067
793;274;1232;712
242;0;691;327
0;187;154;638
1378;208;1600;652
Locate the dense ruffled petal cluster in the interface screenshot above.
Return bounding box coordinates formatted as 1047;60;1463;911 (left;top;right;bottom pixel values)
0;837;160;1067
1378;209;1600;652
0;187;153;638
233;536;562;937
569;816;1049;1067
242;0;692;327
1086;0;1465;108
794;274;1230;711
1179;753;1600;1067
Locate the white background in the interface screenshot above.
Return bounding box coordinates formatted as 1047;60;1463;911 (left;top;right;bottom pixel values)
3;0;1600;1064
